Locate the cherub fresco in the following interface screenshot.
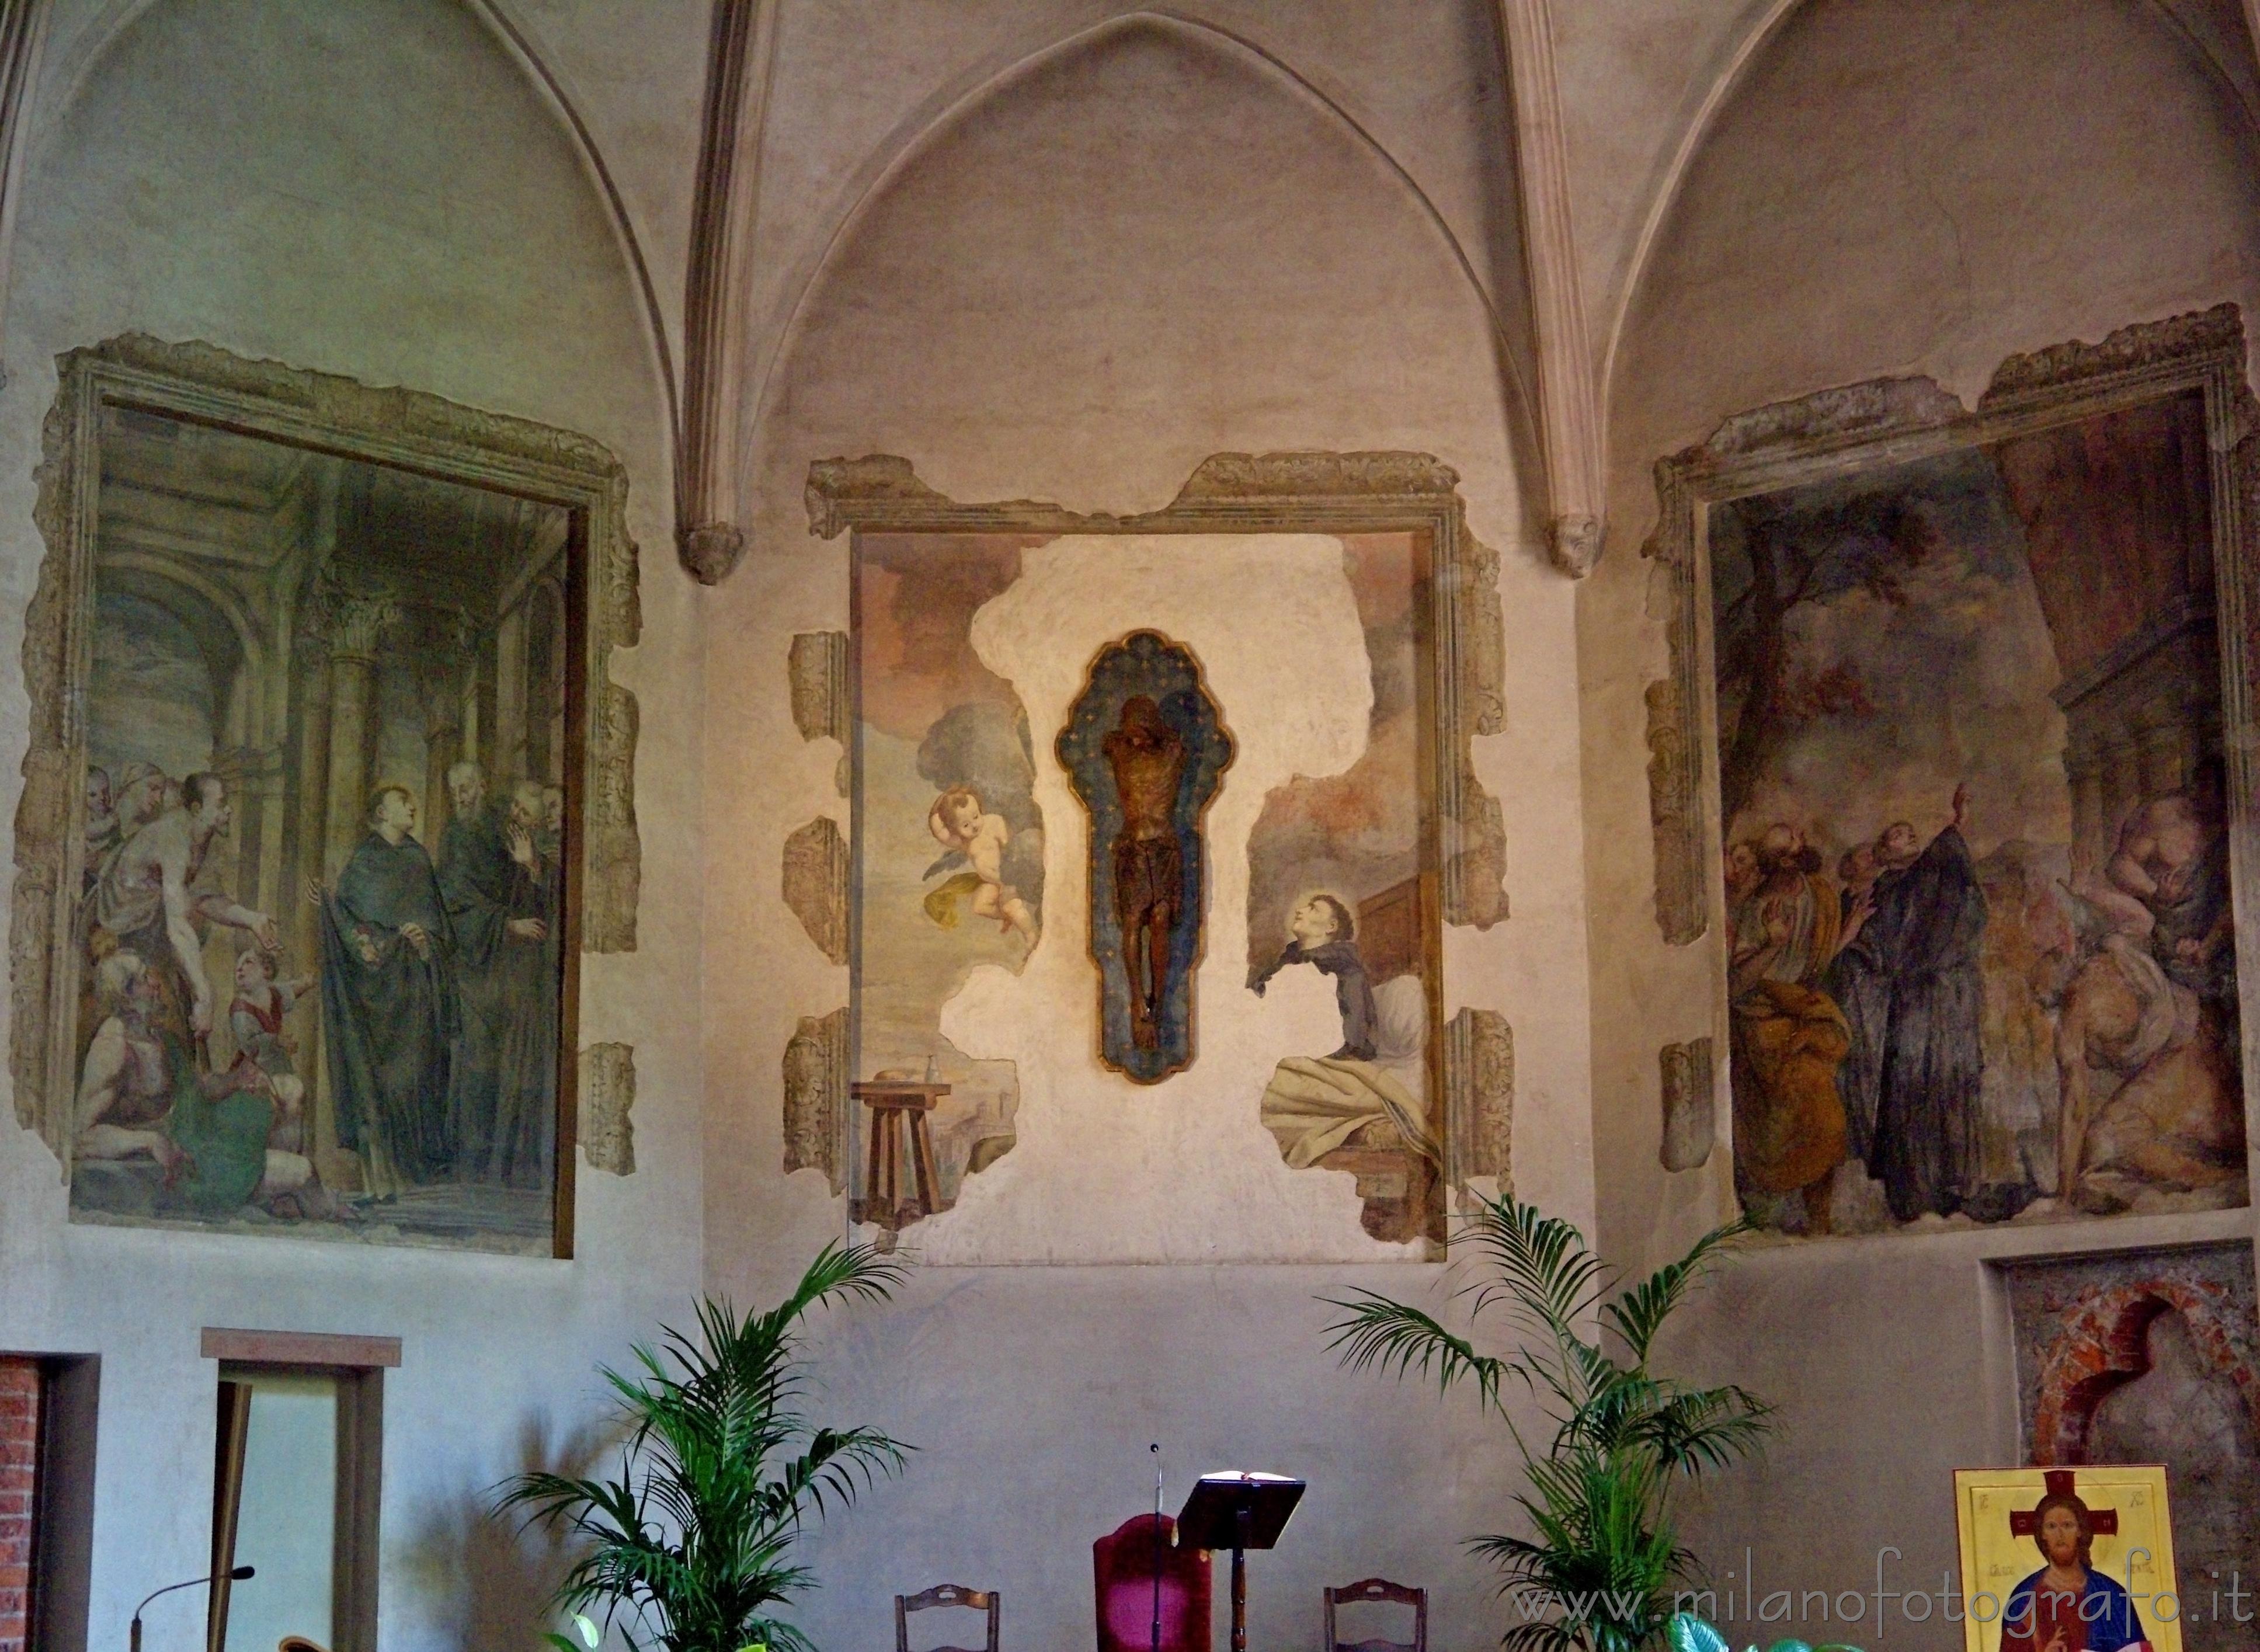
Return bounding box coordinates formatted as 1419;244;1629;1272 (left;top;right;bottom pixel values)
923;785;1038;940
228;945;315;1128
849;535;1048;1226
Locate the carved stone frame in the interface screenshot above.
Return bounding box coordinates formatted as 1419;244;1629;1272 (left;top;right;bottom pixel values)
12;335;642;1258
1643;305;2260;1201
804;451;1513;1219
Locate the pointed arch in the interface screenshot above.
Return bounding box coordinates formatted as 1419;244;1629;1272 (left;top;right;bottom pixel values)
463;0;680;460
1596;0;1802;434
1602;0;2260;435
733;7;1540;542
24;0;678;480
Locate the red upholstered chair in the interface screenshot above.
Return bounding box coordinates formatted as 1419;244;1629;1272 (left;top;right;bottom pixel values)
1324;1577;1427;1652
1093;1514;1211;1652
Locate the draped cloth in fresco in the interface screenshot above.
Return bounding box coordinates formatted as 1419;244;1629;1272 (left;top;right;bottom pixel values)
1261;976;1437;1167
321;830;458;1191
158;1031;272;1215
1730;871;1848;1197
1730;980;1850;1195
488;847;562;1189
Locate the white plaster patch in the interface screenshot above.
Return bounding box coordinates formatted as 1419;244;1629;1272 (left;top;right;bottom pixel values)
908;534;1427;1263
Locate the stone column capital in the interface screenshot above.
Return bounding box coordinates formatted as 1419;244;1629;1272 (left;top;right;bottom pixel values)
320;592;402;662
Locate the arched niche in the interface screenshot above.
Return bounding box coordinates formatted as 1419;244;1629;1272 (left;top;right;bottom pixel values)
2032;1278;2260;1465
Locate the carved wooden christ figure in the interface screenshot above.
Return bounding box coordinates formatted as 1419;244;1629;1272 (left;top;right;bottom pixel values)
1106;696;1187;1052
1058;631;1233;1084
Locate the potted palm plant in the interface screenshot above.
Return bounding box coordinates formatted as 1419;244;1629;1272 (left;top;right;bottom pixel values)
1324;1197;1782;1652
496;1242;910;1652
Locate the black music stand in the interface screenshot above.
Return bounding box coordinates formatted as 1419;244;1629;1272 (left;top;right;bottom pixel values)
1175;1472;1305;1652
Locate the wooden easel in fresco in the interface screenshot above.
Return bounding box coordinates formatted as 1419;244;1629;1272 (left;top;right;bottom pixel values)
851;1080;948;1226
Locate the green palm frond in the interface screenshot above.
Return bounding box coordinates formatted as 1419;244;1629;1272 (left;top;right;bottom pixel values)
1324;1200;1772;1652
1323;1290;1515;1410
1462;1196;1609;1342
1632;1383;1774;1477
493;1243;909;1652
1598;1220;1752;1365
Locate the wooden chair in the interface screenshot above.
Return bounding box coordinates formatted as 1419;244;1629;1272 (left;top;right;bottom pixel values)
1324;1577;1426;1652
895;1582;999;1652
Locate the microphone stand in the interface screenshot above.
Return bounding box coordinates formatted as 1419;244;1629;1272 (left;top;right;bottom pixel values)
131;1566;254;1652
1149;1444;1163;1652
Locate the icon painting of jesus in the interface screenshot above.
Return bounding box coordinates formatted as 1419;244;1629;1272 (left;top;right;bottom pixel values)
1954;1467;2183;1652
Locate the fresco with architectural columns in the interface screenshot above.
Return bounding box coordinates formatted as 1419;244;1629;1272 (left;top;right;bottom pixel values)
67;405;575;1252
1712;389;2249;1237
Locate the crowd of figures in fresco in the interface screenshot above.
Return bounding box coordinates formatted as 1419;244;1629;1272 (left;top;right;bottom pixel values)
65;409;576;1248
72;760;566;1225
314;764;565;1202
1726;778;2244;1232
1715;400;2250;1236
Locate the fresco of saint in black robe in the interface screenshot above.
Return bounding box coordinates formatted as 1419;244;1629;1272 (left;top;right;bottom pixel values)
1827;808;1988;1220
321;787;457;1197
437;767;556;1187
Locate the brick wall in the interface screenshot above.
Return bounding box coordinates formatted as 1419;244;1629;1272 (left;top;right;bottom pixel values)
0;1358;39;1652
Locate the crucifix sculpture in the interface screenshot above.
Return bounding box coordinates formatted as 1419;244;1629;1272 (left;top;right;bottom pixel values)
1105;695;1188;1055
1058;631;1234;1084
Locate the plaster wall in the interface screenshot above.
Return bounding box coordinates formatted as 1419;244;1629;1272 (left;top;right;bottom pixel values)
0;5;703;1652
1580;0;2260;1629
1554;0;2260;388
703;13;1591;1648
20;0;712;378
29;0;1547;499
